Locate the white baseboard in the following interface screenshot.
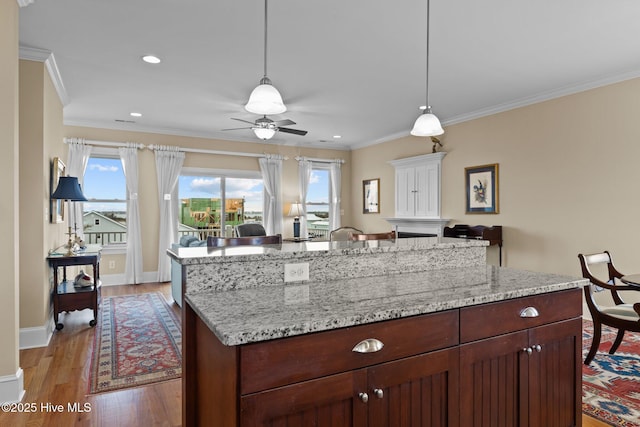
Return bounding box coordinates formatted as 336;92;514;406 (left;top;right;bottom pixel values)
19;318;54;349
0;368;25;404
100;270;160;286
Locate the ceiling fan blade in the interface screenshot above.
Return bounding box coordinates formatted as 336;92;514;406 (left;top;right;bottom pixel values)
221;126;253;131
273;119;295;127
230;118;257;125
278;127;308;136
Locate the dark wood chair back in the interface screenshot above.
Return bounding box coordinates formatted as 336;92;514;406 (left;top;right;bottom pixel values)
578;251;640;365
208;234;282;247
235;223;267;237
349;231;396;241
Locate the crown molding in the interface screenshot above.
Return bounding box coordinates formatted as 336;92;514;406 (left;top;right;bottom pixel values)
17;0;36;7
19;46;69;106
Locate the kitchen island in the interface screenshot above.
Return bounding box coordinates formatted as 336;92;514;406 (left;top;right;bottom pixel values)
169;238;587;426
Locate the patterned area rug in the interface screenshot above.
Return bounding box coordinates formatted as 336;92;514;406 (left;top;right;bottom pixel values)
89;292;182;394
583;319;640;426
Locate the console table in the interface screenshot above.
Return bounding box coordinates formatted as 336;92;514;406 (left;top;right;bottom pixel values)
47;245;102;330
444;224;503;265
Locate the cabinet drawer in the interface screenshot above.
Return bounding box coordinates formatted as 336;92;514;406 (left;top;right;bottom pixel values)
460;288;581;343
240;310;459;394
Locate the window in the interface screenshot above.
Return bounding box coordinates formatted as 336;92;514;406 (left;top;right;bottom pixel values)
305;168;330;239
82;155;127;245
178;169;263;238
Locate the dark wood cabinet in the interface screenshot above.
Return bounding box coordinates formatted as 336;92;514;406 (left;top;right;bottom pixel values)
183;288;581;426
459;290;582;427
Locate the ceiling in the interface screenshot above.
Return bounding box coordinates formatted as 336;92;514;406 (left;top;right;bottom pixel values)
18;0;640;150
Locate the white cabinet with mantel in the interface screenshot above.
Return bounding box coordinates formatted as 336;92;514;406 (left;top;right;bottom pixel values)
386;152;449;236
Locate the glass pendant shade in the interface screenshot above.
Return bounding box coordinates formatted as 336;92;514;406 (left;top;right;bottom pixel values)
410;109;444;137
253;127;276;140
245;78;286;115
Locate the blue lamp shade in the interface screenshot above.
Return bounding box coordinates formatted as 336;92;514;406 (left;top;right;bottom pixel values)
51;176;87;201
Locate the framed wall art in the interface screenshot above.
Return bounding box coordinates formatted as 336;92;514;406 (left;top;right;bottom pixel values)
363;178;380;214
50;157;66;223
465;163;499;214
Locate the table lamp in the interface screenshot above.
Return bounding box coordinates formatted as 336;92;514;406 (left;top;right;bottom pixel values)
51;176;87;256
288;202;303;239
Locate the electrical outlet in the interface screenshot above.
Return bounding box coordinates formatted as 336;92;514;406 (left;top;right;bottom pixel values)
284;263;309;282
108;260;115;269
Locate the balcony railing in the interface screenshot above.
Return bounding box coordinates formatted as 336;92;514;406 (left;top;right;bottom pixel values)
83;231;126;245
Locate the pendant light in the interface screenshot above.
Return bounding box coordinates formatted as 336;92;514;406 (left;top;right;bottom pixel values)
411;0;444;137
245;0;287;115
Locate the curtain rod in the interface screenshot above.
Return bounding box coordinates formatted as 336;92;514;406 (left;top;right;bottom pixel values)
65;138;287;159
295;156;345;164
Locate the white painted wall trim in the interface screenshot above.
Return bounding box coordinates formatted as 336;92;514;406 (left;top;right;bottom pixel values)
19;318;54;349
100;271;160;286
0;368;25;404
18;46;69;106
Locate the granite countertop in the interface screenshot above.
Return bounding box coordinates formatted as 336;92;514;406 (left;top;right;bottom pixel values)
185;265;587;346
168;236;488;265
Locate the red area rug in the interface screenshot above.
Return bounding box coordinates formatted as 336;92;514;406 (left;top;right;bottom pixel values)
89;292;182;394
583;319;640;426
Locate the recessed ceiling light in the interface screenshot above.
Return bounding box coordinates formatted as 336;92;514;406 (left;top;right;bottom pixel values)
130;112;142;117
333;135;342;139
142;55;161;64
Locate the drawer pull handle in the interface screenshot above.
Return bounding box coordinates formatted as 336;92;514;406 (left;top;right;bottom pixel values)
534;344;542;352
523;347;533;355
352;338;384;353
359;392;369;403
373;388;384;399
520;307;539;318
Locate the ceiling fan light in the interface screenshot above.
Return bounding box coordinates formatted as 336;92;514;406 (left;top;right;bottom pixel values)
410;110;444;137
253;127;276;140
245;83;287;115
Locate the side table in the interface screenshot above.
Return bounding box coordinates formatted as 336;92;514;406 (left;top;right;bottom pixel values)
47;245;102;330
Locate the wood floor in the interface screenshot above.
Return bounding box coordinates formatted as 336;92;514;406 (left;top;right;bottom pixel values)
0;282;611;426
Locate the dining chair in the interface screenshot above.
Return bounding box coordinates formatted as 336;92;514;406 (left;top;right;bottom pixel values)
208;234;282;247
349;230;396;241
329;226;363;241
578;251;640;365
235;223;267;237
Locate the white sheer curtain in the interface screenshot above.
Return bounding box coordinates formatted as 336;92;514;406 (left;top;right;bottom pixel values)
329;161;342;231
154;147;185;282
66;139;92;240
297;160;313;239
119;145;143;284
258;156;283;236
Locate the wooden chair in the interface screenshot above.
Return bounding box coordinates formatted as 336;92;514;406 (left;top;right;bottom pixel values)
208;234;282;247
578;251;640;365
235;223;267;237
329;226;363;241
349;230;396;241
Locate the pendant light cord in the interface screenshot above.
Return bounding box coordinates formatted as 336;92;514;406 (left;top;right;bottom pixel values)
263;0;268;78
426;0;431;110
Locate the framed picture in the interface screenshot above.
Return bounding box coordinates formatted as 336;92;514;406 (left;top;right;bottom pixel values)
363;178;380;214
50;157;66;223
465;163;499;214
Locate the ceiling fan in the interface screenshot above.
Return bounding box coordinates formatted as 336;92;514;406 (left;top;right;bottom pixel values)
222;116;308;140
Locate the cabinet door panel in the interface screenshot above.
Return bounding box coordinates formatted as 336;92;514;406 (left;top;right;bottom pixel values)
396;167;414;217
528;318;581;427
414;164;438;217
241;370;366;427
367;348;459;427
459;331;528;427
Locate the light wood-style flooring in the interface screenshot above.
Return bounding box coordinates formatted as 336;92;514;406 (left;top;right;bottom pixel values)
0;282;611;426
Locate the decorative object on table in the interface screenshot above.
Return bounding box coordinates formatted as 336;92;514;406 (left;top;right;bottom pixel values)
362;178;380;214
582;319;640;426
73;270;93;287
465;163;499;214
288;202;303;238
244;0;286;116
50;157;66;224
51;175;88;256
410;0;444;137
89;292;182;394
